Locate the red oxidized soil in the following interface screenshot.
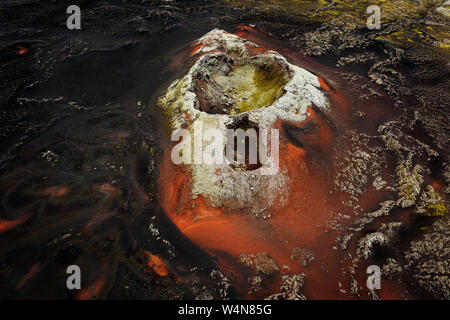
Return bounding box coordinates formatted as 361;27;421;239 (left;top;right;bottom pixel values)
158;26;415;299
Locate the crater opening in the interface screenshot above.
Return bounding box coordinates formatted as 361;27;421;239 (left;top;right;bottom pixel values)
225;115;263;171
193;54;291;115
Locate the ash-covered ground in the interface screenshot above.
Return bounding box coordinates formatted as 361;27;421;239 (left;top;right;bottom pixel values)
0;0;449;299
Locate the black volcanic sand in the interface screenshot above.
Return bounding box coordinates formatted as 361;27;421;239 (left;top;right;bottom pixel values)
0;0;449;299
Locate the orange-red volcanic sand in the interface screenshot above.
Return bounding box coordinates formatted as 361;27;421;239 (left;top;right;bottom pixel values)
158;26;411;299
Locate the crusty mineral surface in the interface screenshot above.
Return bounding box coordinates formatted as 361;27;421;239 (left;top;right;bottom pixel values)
158;29;329;213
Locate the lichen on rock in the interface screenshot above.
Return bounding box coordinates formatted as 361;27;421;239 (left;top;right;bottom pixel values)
290;247;316;268
240;252;279;275
265;273;307;300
